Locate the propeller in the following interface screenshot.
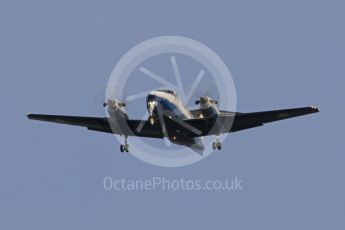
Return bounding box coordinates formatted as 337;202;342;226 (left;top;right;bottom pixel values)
91;85;107;116
91;82;131;117
155;102;172;146
104;82;152;116
187;79;220;109
103;101;126;108
195;96;218;105
156;104;167;134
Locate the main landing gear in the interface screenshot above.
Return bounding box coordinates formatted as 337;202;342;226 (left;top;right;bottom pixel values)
212;135;222;150
120;136;129;153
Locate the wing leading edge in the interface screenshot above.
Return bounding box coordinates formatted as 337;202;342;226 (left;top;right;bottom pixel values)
230;106;319;132
27;113;113;133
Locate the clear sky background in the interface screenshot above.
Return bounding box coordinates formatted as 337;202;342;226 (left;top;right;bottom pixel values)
1;0;344;229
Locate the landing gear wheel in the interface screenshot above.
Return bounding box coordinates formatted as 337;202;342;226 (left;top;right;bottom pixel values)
217;143;222;150
212;142;217;150
120;136;130;153
212;137;222;151
212;135;222;151
124;144;129;152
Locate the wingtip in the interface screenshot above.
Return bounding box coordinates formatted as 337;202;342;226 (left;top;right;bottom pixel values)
310;105;319;113
27;112;34;119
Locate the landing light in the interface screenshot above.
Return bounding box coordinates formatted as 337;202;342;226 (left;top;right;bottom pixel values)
148;101;157;107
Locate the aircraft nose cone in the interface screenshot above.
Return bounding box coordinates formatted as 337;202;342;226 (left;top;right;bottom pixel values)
200;96;208;104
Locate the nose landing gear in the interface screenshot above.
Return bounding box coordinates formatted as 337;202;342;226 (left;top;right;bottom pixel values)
149;116;155;125
120;136;129;153
147;100;157;125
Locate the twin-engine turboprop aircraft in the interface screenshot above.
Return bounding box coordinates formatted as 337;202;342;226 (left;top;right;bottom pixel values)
27;89;319;154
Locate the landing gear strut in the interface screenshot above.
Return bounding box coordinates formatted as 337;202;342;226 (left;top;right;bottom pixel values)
120;136;129;153
149;116;155;125
212;135;222;150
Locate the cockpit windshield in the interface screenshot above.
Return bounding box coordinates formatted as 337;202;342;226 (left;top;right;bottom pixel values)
156;89;176;96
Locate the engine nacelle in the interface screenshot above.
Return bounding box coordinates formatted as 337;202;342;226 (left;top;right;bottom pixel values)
195;96;220;118
104;99;130;134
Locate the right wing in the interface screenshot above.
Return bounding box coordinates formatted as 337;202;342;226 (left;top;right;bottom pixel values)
230;106;319;132
183;106;319;136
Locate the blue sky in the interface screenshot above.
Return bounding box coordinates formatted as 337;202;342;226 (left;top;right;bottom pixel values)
0;0;344;229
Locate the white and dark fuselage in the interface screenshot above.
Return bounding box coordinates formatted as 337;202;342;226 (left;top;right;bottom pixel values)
146;89;205;151
105;89;222;152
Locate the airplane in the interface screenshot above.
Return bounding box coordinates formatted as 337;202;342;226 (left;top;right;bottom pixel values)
27;89;319;153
